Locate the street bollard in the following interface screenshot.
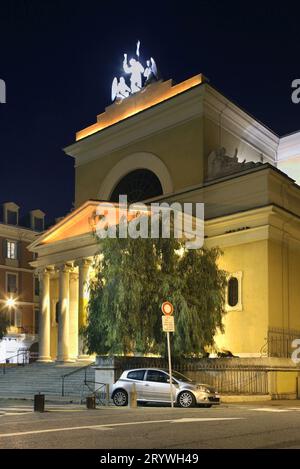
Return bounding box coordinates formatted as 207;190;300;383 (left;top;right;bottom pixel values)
34;394;45;412
86;395;96;409
129;383;137;408
106;384;110;406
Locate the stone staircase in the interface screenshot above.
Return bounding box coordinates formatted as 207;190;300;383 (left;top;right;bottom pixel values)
0;361;96;401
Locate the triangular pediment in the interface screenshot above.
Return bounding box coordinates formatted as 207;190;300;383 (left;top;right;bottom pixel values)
29;199;145;250
29;200;101;248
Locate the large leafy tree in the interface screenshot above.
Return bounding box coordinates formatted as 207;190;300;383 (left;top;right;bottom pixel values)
83;220;227;358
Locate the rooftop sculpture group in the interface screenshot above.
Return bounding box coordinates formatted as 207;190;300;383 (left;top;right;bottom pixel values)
111;41;158;102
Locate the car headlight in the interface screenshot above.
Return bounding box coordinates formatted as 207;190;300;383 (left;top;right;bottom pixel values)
197;385;209;393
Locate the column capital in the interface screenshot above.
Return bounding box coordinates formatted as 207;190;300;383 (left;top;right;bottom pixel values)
56;263;73;274
75;258;92;269
36;267;53;279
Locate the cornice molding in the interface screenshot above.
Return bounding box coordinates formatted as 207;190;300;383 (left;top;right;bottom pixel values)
64;85;205;167
64;82;280;169
0;223;38;242
203;86;279;163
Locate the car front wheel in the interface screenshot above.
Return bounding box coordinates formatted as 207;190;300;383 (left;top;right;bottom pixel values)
178;391;196;408
113;390;128;407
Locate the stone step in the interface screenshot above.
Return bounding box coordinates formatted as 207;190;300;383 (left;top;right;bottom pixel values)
0;361;96;397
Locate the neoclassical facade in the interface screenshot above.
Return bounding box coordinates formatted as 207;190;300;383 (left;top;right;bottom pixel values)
29;75;300;361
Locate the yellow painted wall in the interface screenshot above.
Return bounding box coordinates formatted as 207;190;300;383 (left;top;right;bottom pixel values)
75;117;204;207
268;235;300;332
203;117;264;173
214;239;269;355
268;371;299;397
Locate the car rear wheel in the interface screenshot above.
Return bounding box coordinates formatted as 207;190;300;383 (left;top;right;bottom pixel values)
178;391;196;408
113;390;128;406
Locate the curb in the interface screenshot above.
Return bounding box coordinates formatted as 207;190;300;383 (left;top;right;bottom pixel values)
221;395;271;403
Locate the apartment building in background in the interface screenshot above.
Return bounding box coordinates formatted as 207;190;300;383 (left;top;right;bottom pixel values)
0;202;45;362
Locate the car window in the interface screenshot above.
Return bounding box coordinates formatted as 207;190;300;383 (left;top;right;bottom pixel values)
172;371;193;383
127;370;146;381
146;370;169;383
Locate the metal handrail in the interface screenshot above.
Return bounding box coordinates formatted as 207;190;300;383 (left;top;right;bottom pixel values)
0;350;29;374
61;361;95;396
80;380;110;406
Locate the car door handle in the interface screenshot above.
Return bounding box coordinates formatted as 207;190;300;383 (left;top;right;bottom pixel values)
144;384;150;386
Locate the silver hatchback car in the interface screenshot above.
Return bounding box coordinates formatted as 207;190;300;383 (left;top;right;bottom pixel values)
111;368;221;408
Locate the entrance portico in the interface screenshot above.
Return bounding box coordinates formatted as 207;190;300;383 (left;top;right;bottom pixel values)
29;201;99;362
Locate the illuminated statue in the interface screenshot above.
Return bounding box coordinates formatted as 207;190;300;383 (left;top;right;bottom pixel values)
111;76;131;101
144;57;158;85
111;41;159;102
123;41;145;93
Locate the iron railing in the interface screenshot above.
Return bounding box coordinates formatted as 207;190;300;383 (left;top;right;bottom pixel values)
61;362;95;396
267;328;300;358
80;380;110;405
1;350;29;374
110;356;271;395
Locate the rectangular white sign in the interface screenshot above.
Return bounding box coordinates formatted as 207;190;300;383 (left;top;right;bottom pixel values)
162;315;175;333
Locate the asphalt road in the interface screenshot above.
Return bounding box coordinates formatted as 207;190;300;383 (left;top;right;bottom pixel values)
1;400;300;449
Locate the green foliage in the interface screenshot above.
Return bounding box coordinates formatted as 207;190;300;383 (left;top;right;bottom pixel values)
83;220;227;358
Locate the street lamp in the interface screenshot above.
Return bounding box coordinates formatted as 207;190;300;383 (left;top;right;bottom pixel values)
6;298;16;308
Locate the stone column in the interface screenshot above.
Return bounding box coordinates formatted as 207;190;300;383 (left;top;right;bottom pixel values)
69;272;79;361
77;258;91;360
57;264;73;362
37;268;52;362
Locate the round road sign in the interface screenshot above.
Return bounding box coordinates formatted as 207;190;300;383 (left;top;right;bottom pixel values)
161;301;174;316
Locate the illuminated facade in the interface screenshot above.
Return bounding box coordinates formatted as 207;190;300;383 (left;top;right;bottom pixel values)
0;203;45;362
29;75;300;361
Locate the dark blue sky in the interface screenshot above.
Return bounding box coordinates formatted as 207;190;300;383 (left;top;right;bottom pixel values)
1;1;300;223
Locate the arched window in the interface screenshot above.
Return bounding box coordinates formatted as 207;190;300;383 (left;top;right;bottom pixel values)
110;169;163;203
227;277;239;307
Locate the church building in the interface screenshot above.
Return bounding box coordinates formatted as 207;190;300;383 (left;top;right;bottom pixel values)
29;73;300;362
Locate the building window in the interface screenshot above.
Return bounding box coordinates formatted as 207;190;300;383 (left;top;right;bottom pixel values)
228;277;239;307
6;240;18;260
7;210;18;226
226;272;243;311
33;217;44;232
3;309;12;326
34;277;40;296
55;302;59;323
15;309;22;328
109;169;163;203
6;273;18;294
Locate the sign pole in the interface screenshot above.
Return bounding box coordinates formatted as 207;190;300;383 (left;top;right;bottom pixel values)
167;331;174;408
161;301;175;409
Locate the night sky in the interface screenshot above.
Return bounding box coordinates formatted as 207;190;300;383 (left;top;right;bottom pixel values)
1;1;300;223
